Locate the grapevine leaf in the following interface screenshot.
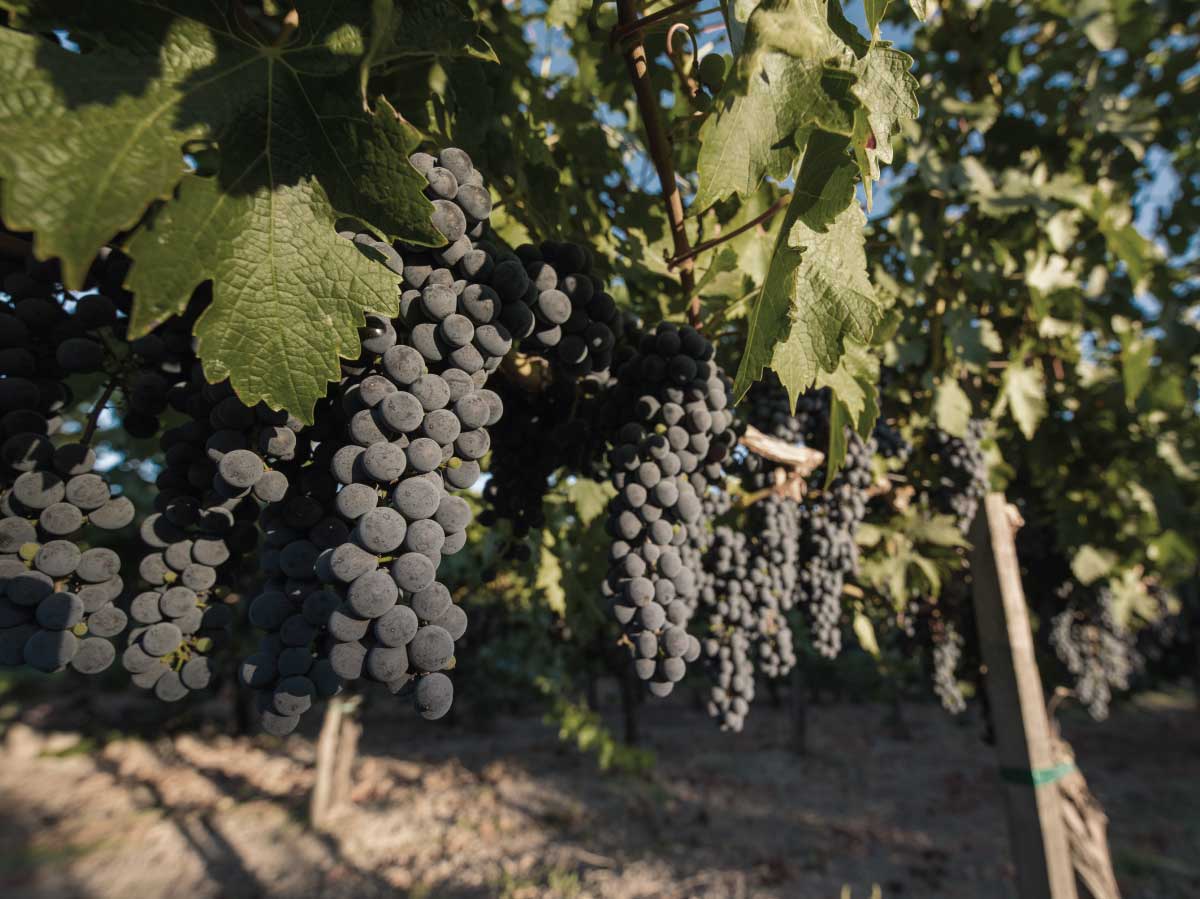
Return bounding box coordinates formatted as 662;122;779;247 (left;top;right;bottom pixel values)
907;0;934;21
863;0;890;41
1121;336;1154;409
0;2;445;418
909;515;969;548
734;132;885;409
537;529;567;617
815;339;880;482
125;172;402;418
825;401;849;488
850;46;919;209
852;612;880;658
377;0;497;63
566;478;615;529
1071;545;1117;586
995;357;1046;440
696;247;743;298
692;0;857;211
932;380;971;437
944;306;1001;368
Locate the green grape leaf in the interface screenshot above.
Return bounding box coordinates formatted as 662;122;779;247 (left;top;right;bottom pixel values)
0;2;449;419
537;529;567;617
863;0;890;41
1071;545;1117;586
945;306;1002;368
907;0;935;21
909;515;969;548
850;46;919;210
692;0;858;211
734;132;885;409
1121;335;1155;409
566;478;615;529
852;612;881;657
932;379;971;437
995;356;1047;440
815;339;880;482
696;247;744;298
125;169;403;418
379;0;497;63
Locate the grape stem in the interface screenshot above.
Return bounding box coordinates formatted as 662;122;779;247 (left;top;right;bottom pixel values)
80;375;120;449
615;0;700;328
667;193;791;269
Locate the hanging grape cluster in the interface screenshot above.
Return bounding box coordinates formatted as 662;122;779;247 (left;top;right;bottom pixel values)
794;396;874;658
927;419;987;533
600;322;738;697
0;256;139;675
1049;583;1141;720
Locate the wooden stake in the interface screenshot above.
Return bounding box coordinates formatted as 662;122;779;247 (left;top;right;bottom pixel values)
970;493;1078;899
310;697;361;830
309;700;342;829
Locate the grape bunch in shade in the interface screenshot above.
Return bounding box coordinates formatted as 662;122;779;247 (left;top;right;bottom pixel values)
0;254;140;676
507;241;622;378
600;321;738;697
927;419;987;533
694;380;808;731
240;146;501;734
478;247;636;551
1049;584;1140;721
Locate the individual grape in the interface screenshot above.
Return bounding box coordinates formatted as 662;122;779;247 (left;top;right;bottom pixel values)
35;540;81;577
142;622;183;656
71;637;116;674
23;629;78;672
408;625;454;672
218;448;265;490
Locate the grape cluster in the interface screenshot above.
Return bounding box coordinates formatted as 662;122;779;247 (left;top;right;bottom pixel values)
873;419;912;463
477;242;639;547
600;322;737;696
755;498;801;677
122;580;235;700
743;379;809;446
795;429;873;658
510;241;621;377
123;352;301;698
740;382;872;660
928;419;986;533
0;448;132;674
0;257;136;674
691;379;811;730
386;147;509;383
1049;584;1140;720
698;526;758;731
480;369;620;552
244;347;487;733
87;248;199;439
931;623;967;714
239;146;500;734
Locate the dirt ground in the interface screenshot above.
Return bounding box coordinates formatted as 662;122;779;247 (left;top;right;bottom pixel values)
0;686;1196;899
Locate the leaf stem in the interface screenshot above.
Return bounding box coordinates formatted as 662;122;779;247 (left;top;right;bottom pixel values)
615;0;700;327
80;376;120;449
667;193;791;269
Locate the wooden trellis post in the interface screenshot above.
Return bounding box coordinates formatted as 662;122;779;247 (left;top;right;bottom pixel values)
969;493;1079;899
